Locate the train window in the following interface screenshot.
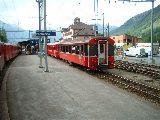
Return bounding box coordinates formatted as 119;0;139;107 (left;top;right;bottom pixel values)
68;46;71;53
60;46;62;52
75;45;80;55
84;44;88;56
59;46;60;51
81;45;84;55
61;46;63;52
90;44;98;56
108;44;114;56
62;46;65;52
66;46;69;53
64;46;66;52
72;46;75;53
57;46;59;51
100;44;104;53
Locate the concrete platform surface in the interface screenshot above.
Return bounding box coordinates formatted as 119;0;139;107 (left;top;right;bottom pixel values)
4;55;160;120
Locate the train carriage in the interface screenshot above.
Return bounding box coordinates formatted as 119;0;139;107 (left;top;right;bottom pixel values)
59;37;114;70
0;42;5;73
0;42;20;75
47;43;60;58
47;37;115;70
4;43;12;62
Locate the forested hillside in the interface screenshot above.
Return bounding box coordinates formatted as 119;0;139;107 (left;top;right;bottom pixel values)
111;5;160;43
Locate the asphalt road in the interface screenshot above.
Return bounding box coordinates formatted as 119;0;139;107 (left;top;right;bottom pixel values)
4;55;160;120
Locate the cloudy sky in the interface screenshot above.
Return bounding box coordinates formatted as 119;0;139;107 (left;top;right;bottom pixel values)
0;0;159;30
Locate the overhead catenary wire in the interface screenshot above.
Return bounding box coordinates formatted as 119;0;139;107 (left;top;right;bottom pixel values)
11;0;20;24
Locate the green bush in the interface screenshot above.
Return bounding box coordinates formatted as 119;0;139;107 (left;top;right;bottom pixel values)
0;29;8;43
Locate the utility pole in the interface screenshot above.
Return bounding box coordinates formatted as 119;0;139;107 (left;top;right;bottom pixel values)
151;0;154;60
36;0;49;72
105;23;109;37
92;18;101;36
102;13;104;37
36;0;43;68
118;0;155;60
43;0;49;72
107;23;109;37
93;0;100;36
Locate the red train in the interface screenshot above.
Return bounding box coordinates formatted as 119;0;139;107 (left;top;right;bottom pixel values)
47;37;115;70
0;42;20;74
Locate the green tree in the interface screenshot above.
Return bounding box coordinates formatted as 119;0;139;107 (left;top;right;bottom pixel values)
0;29;8;43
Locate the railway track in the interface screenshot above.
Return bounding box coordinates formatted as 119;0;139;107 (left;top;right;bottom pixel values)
87;70;160;105
71;64;160;105
115;60;160;79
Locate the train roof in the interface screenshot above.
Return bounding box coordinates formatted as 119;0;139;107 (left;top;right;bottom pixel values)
47;42;60;45
90;37;115;44
4;43;12;45
47;37;115;46
60;37;115;45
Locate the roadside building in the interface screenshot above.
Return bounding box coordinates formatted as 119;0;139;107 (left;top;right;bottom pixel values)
61;17;95;42
111;34;142;56
110;34;141;46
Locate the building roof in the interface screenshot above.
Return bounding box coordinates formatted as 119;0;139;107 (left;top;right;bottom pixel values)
72;27;95;37
62;17;95;37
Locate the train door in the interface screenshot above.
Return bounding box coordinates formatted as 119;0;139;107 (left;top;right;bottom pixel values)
98;40;108;65
79;45;83;64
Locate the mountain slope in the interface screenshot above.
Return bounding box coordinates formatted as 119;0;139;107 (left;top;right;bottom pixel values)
111;5;160;42
0;20;31;43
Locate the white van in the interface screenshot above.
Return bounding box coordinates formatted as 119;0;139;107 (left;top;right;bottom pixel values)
136;43;159;55
124;47;146;57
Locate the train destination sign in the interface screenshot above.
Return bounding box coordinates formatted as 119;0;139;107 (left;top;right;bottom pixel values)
36;30;56;36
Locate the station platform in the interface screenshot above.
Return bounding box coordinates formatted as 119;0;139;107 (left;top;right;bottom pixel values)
1;55;160;120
